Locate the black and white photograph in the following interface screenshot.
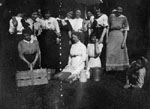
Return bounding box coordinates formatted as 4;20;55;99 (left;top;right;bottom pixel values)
0;0;150;108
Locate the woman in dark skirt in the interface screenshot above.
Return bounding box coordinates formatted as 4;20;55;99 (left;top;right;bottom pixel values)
91;8;108;70
41;10;61;70
18;28;40;71
57;10;72;71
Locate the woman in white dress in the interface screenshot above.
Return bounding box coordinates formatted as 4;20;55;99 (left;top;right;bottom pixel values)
87;35;103;71
62;32;87;80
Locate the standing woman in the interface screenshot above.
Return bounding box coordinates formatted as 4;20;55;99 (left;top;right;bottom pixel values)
41;10;61;70
65;9;74;28
106;6;130;72
91;8;108;70
72;9;85;44
57;10;73;71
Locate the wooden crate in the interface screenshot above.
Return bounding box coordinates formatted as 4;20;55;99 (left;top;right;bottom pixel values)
16;69;48;87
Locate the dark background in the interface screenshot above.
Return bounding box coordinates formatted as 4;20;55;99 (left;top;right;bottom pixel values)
0;0;150;109
1;0;150;58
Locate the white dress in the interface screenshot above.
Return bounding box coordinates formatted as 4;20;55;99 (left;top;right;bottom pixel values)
62;41;87;75
136;68;146;88
96;14;108;27
72;18;83;32
87;43;103;70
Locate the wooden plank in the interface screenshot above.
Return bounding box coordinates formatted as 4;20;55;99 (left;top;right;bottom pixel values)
16;71;32;80
33;77;48;85
33;69;47;78
16;69;48;87
16;79;32;87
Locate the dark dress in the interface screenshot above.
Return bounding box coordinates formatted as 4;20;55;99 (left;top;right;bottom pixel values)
91;14;108;69
57;19;72;71
41;29;59;69
17;39;40;71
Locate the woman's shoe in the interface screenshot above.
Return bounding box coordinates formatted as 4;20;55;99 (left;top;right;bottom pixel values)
123;84;131;89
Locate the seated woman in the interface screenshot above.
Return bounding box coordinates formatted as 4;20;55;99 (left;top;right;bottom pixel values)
61;32;87;81
124;56;148;89
87;34;103;73
18;28;41;71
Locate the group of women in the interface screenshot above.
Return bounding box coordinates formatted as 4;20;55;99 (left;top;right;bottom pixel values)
9;5;130;79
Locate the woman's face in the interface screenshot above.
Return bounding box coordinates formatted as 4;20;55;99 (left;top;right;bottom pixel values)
75;10;81;18
45;13;51;19
115;11;121;17
87;11;92;19
136;59;142;68
72;34;79;43
24;33;31;41
32;12;38;20
91;36;96;43
96;9;101;17
116;7;123;16
67;11;73;18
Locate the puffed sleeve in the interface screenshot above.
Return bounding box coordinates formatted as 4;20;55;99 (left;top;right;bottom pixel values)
123;16;129;31
53;19;60;33
18;41;23;56
35;40;40;54
108;14;114;26
9;19;16;34
103;14;109;27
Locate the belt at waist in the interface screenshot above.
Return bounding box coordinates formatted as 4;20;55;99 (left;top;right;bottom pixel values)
110;28;121;31
74;30;83;33
70;55;81;58
43;28;55;31
17;31;22;35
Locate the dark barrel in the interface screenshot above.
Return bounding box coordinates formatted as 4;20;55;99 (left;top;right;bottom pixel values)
90;67;104;81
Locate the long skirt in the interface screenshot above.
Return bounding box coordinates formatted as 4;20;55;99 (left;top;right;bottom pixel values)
106;30;129;71
17;52;40;71
41;30;59;69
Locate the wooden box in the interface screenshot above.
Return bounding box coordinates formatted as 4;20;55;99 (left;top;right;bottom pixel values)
16;69;48;87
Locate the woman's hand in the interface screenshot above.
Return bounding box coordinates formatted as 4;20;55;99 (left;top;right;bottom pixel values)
95;39;99;43
31;61;36;68
121;42;125;49
27;63;33;70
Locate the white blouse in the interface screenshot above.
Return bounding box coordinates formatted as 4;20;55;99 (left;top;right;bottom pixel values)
65;17;74;28
87;43;103;69
96;14;108;27
42;17;60;33
63;41;87;75
9;16;24;34
72;18;83;32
